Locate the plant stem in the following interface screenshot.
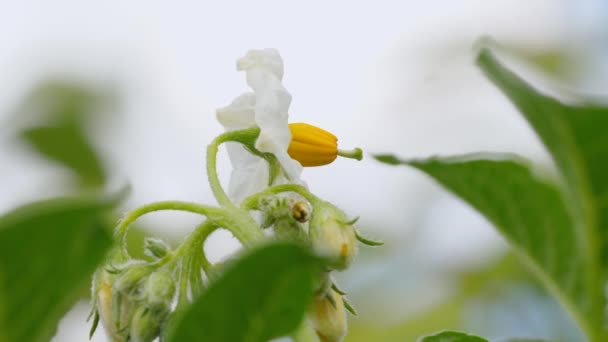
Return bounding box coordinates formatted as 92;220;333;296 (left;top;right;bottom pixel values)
206;136;235;209
206;128;262;209
114;201;223;256
337;147;363;161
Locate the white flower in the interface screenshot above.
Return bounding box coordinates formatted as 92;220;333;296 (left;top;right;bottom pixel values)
216;49;303;202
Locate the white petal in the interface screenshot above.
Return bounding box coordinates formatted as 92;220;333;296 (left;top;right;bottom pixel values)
237;49;284;80
227;158;269;203
238;51;303;182
216;49;305;202
216;93;256;130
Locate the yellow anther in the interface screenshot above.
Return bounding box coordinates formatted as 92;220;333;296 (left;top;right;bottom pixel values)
288;122;363;167
288;123;338;167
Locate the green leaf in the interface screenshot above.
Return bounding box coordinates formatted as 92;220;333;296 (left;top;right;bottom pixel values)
22;122;106;187
167;242;322;342
374;153;603;341
477;48;608;271
419;330;488;342
18;81;107;188
0;196;115;342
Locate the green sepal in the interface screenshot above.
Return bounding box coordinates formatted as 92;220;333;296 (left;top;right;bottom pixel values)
343;297;357;316
88;311;100;340
338;216;359;225
331;283;347;296
354;228;384;246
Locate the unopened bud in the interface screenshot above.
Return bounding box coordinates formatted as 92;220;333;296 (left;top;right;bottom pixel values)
309;290;347;342
144;270;175;310
95;270;133;342
144;237;171;259
113;262;153;296
309;202;357;270
130;306;161;342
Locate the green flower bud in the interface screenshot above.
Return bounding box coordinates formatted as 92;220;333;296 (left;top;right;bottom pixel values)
129;306;162;342
273;217;307;241
309;290;347;342
143;270;175;310
144;237;171;259
309;202;357;270
95;270;133;342
113;262;153;296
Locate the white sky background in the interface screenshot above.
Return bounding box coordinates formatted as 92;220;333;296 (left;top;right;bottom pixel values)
0;0;605;341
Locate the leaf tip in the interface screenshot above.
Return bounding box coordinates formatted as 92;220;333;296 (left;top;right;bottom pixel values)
372;154;402;165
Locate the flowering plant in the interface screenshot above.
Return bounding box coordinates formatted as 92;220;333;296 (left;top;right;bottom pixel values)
2;42;608;342
87;49;372;342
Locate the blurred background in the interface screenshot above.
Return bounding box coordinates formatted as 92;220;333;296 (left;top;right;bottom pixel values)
1;1;607;341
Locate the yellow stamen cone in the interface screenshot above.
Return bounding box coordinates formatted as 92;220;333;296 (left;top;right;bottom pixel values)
288;123;338;167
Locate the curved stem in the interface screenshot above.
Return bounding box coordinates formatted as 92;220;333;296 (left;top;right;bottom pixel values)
207;137;235;208
190;221;216;274
241;184;320;209
206;128;262;209
114;201;225;256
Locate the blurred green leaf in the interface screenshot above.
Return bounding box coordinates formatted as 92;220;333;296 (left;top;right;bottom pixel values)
167;242;322;342
0;196;116;342
18;80;107;188
420;331;488;342
375;153;602;341
22;122;105;187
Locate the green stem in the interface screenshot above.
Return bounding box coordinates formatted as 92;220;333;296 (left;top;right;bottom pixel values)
241;184;320;210
207;128;262;208
166;221;218;269
190;221;216;275
207;137;235;208
177;257;190;309
114;201;224;256
337;147;363;161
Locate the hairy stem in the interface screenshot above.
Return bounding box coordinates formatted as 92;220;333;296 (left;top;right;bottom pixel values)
206;128;262;208
114;201;226;256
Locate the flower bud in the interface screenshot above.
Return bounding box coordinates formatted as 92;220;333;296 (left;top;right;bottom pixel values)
144;237;171;259
309;290;347;342
309;202;357;270
143;270;175;310
113;262;153;296
129;306;162;342
95;270;133;342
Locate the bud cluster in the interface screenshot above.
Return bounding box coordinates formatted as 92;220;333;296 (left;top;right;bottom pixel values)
91;242;176;342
